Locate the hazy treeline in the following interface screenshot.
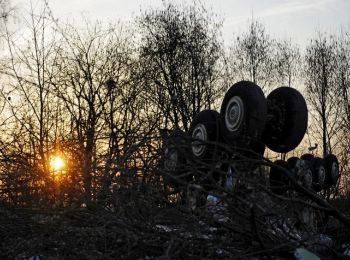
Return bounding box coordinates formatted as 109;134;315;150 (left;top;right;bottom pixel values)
0;1;349;207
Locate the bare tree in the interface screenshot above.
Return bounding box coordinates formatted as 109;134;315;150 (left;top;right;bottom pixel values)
273;38;301;87
304;33;341;157
0;0;15;32
49;19;149;205
335;30;350;128
333;30;350;196
228;20;274;92
138;1;224;131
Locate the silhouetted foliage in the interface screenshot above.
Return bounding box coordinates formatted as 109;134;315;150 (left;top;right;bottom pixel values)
138;1;225;131
0;1;349;259
305;33;341;157
228;20;274;91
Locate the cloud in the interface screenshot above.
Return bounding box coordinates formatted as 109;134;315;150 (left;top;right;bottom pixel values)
225;0;338;26
259;0;336;17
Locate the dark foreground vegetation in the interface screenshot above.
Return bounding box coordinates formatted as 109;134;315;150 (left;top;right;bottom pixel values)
0;0;350;258
1;165;350;259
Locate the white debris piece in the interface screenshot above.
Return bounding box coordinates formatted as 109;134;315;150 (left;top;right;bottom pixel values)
269;219;302;241
343;244;350;256
225;165;236;190
205;164;236;223
206;195;228;223
294;248;320;260
155;224;174;233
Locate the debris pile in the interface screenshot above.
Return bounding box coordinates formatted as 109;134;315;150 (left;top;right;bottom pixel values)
1;167;349;260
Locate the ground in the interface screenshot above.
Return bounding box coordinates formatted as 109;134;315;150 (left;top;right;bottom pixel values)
1;190;349;259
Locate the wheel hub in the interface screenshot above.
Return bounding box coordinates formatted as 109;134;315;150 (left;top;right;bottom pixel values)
303;169;313;189
331;162;339;181
318;166;326;185
225;96;244;132
191;124;208;157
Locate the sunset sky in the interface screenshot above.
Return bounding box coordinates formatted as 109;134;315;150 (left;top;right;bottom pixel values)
13;0;350;46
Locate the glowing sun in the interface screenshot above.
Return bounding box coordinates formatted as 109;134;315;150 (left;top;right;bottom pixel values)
50;156;65;171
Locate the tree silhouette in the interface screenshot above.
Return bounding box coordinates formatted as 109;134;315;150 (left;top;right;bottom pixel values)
138;2;224;131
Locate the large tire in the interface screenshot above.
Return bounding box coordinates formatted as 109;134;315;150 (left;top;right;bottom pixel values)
189;110;220;161
263;87;308;153
311;157;326;192
269;160;289;195
300;153;314;162
247;140;266;157
286;156;299;182
295;159;313;190
287;156;299;170
219;81;267;150
324;154;339;188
